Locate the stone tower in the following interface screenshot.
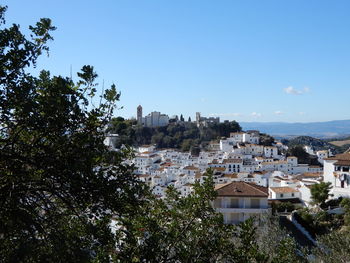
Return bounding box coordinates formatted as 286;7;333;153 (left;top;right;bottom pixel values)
137;105;143;125
196;112;201;125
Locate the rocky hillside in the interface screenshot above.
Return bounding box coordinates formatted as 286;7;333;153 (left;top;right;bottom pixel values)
283;136;342;154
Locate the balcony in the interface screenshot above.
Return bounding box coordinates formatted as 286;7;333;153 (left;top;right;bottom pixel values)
216;207;269;214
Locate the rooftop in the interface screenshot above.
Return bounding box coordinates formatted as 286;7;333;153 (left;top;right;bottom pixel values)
215;182;268;197
270;187;299;193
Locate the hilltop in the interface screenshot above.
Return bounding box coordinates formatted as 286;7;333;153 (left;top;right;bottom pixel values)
108;117;242;153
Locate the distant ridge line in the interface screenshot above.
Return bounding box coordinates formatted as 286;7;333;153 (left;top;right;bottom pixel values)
239;119;350;138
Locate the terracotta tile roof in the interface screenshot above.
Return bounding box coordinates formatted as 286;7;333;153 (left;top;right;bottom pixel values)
213;167;226;172
325;152;350;163
195;172;202;179
261;161;288;165
183;166;199;170
140;151;152;154
222;158;243;164
161;162;173;167
224;173;238;178
254;171;270;175
270;187;299;193
138;174;150;178
215;182;268;197
323;151;350;165
335;160;350;166
299;172;322;178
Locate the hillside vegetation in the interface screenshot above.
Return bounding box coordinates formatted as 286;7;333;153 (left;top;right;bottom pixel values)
108;117;242;152
283;136;345;154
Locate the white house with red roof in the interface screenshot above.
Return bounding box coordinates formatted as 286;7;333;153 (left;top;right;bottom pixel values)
213;182;269;224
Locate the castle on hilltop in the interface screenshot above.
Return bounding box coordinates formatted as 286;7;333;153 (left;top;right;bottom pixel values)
136;106;220;128
137;105;169;127
196;112;220;127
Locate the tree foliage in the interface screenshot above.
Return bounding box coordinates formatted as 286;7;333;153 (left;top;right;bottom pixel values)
312;230;350;263
0;7;146;261
310;182;332;206
286;145;319;165
259;133;275;146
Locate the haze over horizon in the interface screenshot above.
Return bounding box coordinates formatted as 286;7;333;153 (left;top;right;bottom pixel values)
4;0;350;123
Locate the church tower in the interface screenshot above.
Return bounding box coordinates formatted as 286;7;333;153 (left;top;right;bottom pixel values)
137;105;143;125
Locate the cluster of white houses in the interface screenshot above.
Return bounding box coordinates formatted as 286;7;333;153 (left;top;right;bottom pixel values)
115;130;350;224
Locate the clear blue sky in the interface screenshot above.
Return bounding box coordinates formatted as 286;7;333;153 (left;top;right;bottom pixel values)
3;0;350;123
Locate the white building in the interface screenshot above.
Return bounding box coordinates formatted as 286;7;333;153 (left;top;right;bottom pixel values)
213;182;269;224
142;111;169;127
269;187;301;200
324;152;350;198
316;150;328;164
264;146;278;158
138;144;156;153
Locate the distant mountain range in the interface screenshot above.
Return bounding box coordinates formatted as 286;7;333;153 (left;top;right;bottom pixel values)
240;120;350;138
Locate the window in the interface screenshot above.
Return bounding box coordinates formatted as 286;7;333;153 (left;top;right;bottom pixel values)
229;198;239;208
343;167;349;172
280;194;284;198
291;193;294;197
251;199;260;208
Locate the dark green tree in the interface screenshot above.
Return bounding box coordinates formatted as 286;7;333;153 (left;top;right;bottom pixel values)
259;133;275;146
310;182;333;206
180;114;184;122
0;7;146;261
286;145;319;165
312;230;350;263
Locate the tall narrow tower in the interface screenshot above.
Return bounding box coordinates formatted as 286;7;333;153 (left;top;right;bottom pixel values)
137;105;143;125
196;112;201;125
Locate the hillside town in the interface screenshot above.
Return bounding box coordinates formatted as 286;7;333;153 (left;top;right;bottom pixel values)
104;126;350;228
